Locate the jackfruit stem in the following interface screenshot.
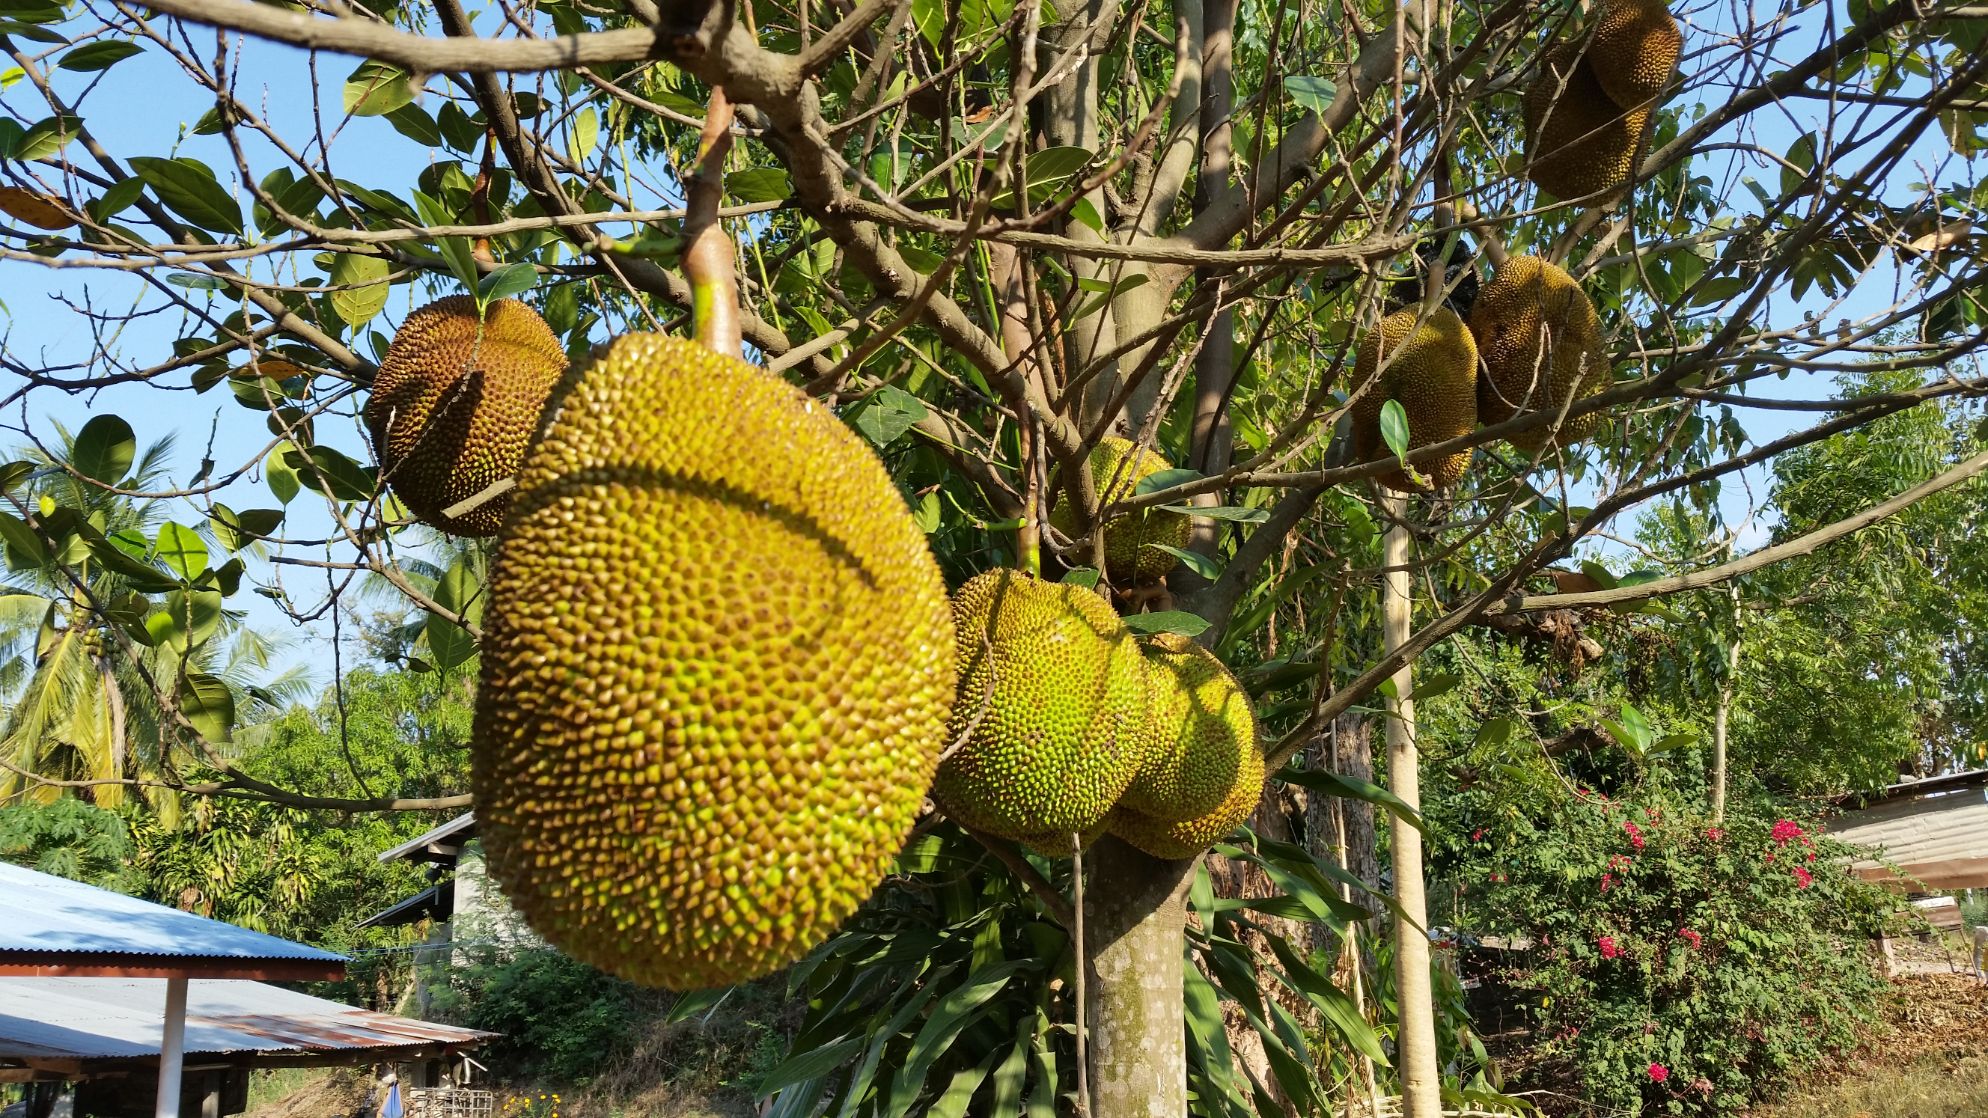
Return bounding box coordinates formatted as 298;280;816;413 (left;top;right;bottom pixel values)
685;89;741;358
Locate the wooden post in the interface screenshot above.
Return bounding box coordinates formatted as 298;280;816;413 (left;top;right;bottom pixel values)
1382;496;1441;1118
154;975;188;1118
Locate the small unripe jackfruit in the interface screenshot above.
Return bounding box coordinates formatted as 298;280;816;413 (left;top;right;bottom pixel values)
1585;0;1683;110
1350;306;1479;491
1120;633;1258;824
934;569;1147;839
1523;45;1651;203
1107;743;1265;860
1048;436;1192;584
1470;256;1607;449
365;297;565;537
473;333;956;990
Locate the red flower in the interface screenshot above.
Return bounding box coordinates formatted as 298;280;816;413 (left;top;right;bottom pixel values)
1623;821;1647;851
1764;851;1775;863
1794;866;1813;889
1600;873;1615;893
1678;928;1702;949
1491;872;1506;883
1649;1063;1670;1083
1706;827;1725;842
1598;935;1621;959
1472;828;1485;842
1771;819;1804;845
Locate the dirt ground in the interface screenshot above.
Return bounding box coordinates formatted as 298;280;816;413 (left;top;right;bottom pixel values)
1749;967;1988;1118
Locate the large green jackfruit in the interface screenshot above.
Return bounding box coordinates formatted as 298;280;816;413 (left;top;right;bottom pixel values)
1120;633;1257;823
1470;255;1607;449
1107;742;1264;860
1523;44;1651;203
1350;306;1479;491
473;333;956;990
934;569;1147;839
1047;436;1192;584
365;296;566;536
1585;0;1682;110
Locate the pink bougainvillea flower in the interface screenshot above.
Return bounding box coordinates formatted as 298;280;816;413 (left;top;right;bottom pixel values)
1678;928;1702;949
1472;828;1485;842
1794;866;1813;889
1598;935;1621;959
1648;1063;1669;1083
1600;873;1615;892
1623;820;1647;851
1771;819;1804;845
1705;827;1724;842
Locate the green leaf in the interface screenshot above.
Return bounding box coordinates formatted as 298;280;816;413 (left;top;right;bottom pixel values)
1262;935;1390;1064
425;553;484;672
437;236;481;291
567;106;599;162
662;987;731;1026
1275;766;1424;831
153;521;207;581
883;961;1031;1113
1122;610;1211;636
329;252;391;328
87;177;146;222
850;385;928;447
1150;543;1221;580
166;273;227;291
726;167;792;203
74;415;137;484
1159;503;1269;523
265;442;301;505
343;59;417;117
0;510;47;568
130;156;243;235
57;40;142;72
16;114;82;161
284;445;376;503
1380;399;1411;459
384;103;443;147
1475;716;1517;750
1283;75;1338;116
1134;466;1202;496
1409;670;1459;701
1060;566;1100;588
208;504;281;552
150;588;222;650
1579;559;1619;590
925;1050;999;1118
758;1036;862;1096
476;261;538;308
177;671;235;742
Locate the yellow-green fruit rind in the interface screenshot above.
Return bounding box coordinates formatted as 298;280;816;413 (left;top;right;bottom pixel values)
473;333;956;990
1585;0;1682;110
1523;46;1651;203
1470;256;1607;449
1350;306;1479;492
1107;744;1265;860
365;296;566;536
1121;633;1257;823
1047;436;1192;584
1016;819;1109;859
935;570;1147;839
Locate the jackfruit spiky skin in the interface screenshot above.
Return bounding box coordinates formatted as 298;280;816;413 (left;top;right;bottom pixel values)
934;569;1147;839
1470;256;1607;449
0;186;74;230
1047;437;1192;584
1350;306;1479;492
1585;0;1683;111
1107;743;1265;860
365;296;566;537
1523;45;1651;203
1120;633;1258;824
473;333;956;990
1017;819;1109;859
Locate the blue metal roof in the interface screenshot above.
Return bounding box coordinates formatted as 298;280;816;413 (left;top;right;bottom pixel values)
0;861;345;974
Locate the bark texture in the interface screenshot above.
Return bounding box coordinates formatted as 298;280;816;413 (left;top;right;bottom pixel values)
1085;835;1197;1118
1383;505;1441;1118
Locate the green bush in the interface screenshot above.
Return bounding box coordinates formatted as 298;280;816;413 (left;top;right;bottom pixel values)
433;949;648;1084
1456;791;1901;1116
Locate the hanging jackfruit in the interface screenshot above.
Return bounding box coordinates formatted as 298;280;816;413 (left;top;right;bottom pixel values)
934;569;1147;839
1107;742;1265;860
1350;305;1479;491
365;296;566;536
473;333;957;990
1119;633;1257;824
1047;436;1192;584
1470;255;1607;449
1585;0;1683;110
1523;44;1651;203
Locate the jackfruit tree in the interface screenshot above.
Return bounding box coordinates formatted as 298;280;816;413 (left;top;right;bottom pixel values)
1;0;1986;1115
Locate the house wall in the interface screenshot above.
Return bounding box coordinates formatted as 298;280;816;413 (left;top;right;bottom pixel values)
449;839;538;963
1827;784;1988;890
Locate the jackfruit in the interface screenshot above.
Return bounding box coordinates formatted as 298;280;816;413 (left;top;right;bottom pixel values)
1047;436;1192;584
1017;819;1108;859
364;296;565;537
1107;743;1264;860
1523;44;1651;202
0;187;75;230
1120;633;1257;823
1585;0;1683;110
472;333;956;990
934;569;1146;839
1350;305;1479;491
1470;255;1607;448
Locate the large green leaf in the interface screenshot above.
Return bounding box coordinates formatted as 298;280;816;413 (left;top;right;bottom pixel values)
153;521;207;581
130;156;243;235
72;414;136;484
57;40;142;72
329;252;392;328
177;671;235;742
881;960;1031;1114
343;59;418;117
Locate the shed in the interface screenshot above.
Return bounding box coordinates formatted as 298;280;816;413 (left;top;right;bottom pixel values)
1825;769;1988;890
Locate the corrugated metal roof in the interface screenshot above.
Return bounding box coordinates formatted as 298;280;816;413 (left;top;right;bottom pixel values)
0;978;491;1063
0;861;344;967
377;813;478;865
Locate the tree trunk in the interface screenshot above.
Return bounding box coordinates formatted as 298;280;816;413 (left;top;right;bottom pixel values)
1710;635;1740;823
1085;834;1196;1118
1382;499;1441;1118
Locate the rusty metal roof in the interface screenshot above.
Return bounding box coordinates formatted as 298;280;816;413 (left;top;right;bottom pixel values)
0;978;492;1067
0;862;345;978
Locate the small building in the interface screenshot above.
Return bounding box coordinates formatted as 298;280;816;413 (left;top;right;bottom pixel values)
360;814;534;1013
1826;768;1988;891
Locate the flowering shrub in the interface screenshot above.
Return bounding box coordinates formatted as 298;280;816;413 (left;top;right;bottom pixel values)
1456;794;1902;1115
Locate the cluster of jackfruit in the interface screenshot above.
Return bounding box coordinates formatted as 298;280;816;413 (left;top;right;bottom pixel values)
1349;305;1480;491
934;577;1264;860
365;296;566;536
471;333;957;990
1524;0;1682;202
1047;436;1192;585
1470;255;1607;449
